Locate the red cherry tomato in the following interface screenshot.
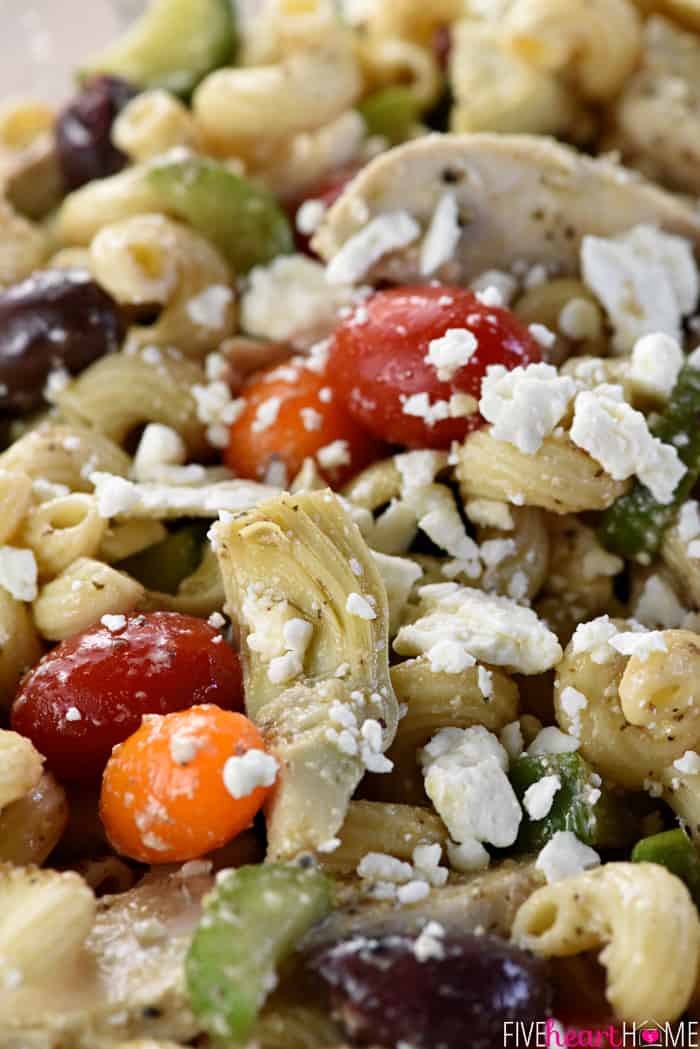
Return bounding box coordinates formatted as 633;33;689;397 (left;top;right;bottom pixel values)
11;612;244;783
327;285;542;448
225;358;386;487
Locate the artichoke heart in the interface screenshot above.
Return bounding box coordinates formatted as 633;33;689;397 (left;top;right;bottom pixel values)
213;490;399;860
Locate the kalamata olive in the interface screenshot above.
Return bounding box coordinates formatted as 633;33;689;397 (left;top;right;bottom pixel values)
0;269;126;416
56;75;137;190
309;930;554;1049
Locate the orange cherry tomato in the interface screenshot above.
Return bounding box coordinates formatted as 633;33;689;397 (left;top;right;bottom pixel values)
100;705;277;863
225;358;386;487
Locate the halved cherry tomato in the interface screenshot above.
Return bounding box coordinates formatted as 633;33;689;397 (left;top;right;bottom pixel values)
327;286;542;448
100;705;276;863
11;612;243;783
225;358;386;487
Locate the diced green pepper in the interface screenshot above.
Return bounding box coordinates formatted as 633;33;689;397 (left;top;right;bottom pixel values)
632;828;700;905
147;154;294;273
598;361;700;560
510;752;648;852
186;863;334;1046
81;0;236;97
118;522;207;594
358;86;423;145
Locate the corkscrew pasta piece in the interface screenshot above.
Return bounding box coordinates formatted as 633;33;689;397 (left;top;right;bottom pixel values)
512;862;700;1022
358;35;441;108
319;800;448;876
32;558;144;641
89;214;235;356
0;422;131;491
112;90;201;163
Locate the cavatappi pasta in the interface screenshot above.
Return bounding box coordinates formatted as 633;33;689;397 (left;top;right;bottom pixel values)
5;1;700;1045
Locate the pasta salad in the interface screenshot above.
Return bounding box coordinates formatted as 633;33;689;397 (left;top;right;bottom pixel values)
4;0;700;1046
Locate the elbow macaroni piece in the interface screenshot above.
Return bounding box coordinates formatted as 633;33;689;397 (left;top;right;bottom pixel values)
0;730;44;811
32;558;144;641
257;109;366;200
319;800;448;875
55;348;208;455
0;589;43;711
476;506;550;602
358;35;441;107
89;214;235;356
0;197;49;287
512;862;700;1022
111;90;200;163
504;0;643;102
457;431;629;513
19;493;106;580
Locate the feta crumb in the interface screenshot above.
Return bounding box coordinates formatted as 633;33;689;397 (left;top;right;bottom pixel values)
65;706;82;722
470;269;517;305
570;616;618;664
629;333;683;401
446;837;490;872
609;630;667;660
326;211;420;285
223;749;278;799
397;880;431;905
252;396;282;434
527;727;579;756
346;592;377;620
208;611;226;629
477;665;493;698
420;191;461;276
528;323;557;349
242;255;358;340
317;837;341;853
296;198;327;236
523;775;561;820
186;285;233;329
634;575;688;629
357;852;413;883
465;499;514;531
132;423;187;481
500;721;524;761
559;686;588;738
535;831;600;884
558;297;601;340
91;473;140;518
101;614;126;633
570;388;685;505
0;547;38;602
300;407;323;431
674;750;700;775
425;328;478;382
479;363;576;454
169;733;202;766
317;439;351;471
679;500;700;542
427;639;475;674
413;921;446;961
412;844;448;887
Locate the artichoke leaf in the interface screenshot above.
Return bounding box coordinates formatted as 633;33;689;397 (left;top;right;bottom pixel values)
213;490;398;860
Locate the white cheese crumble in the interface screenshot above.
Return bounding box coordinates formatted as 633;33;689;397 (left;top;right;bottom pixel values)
609;630;667;660
413;921;446;962
674;751;700;775
570;387;686;504
326;211;420;285
420;192;461;276
222;749;278;799
132;423;187;481
0;547;38;602
629;333;683;401
397;880;431;905
559;686;588;739
169;733;202;766
634;574;688;629
426;639;476;674
500;721;525;761
581;225;699;352
535;831;600;884
186;284;233;329
528;323;557;349
527;727;580;756
296;198;327;236
558;297;601;341
192;381;244;449
523;774;561;820
570;616;618;664
425;328;478;382
394;583;562;675
679;500;700;542
478;665;493;698
317;439;351;471
65;707;82;722
346;592;377;620
91;473;140;518
267;617;313;685
479;363;576;454
101;614;126;633
420;726;522;868
470;269;517;305
242;255;358;340
252;396;282;434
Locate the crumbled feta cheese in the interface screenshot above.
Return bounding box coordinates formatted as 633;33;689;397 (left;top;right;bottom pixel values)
426;639;476;674
401;392;451;426
242;255;357;340
535;831;600;883
523;774;561;820
475;285;503;307
559;686;588;739
267;616;313;685
326;211;420;285
169;733;202;766
420;726;522;856
581;225;699;352
420;192;461;276
252;396;282;434
629;333;683;401
465;499;514;531
425;328;478;382
101;614;126;633
132;423;187;481
0;547;38;602
300;407;323;432
477;665;493;698
558;297;601;340
609;630;667;660
412;844;448;888
479;363;576;454
679;500;700;542
674;750;700;775
397;880;431;905
296;198;327;236
634;575;688;629
208;611;226;629
570;616;618;664
223;749;278;799
581;547;624;580
446;837;490;872
500;721;524;761
191;381;244;448
186;284;233;328
317;439;351;471
65;706;82;722
394;583;562;675
346;592;377;620
527;727;579;756
470;269;517;305
528;323;557;349
317;837;341;853
357;852;413;883
395;450;444;493
43;367;70;403
413;921;446;961
91;473;140;518
570;388;686;504
480;538;516;569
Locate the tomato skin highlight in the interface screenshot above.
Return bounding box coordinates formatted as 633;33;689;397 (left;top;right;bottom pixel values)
327;286;542;449
10;612;244;783
100;705;275;863
225;359;386;487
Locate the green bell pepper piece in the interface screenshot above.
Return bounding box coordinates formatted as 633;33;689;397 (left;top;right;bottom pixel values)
118;521;207;595
632;828;700;905
358;86;423;145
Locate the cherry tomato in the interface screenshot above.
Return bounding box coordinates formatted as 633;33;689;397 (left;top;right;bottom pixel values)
100;705;276;863
327;285;542;448
11;612;243;783
225;358;386;487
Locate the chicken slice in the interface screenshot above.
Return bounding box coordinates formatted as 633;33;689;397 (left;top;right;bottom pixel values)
312;133;700;285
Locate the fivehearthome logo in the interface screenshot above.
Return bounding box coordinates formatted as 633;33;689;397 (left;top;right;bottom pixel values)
503;1019;700;1047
